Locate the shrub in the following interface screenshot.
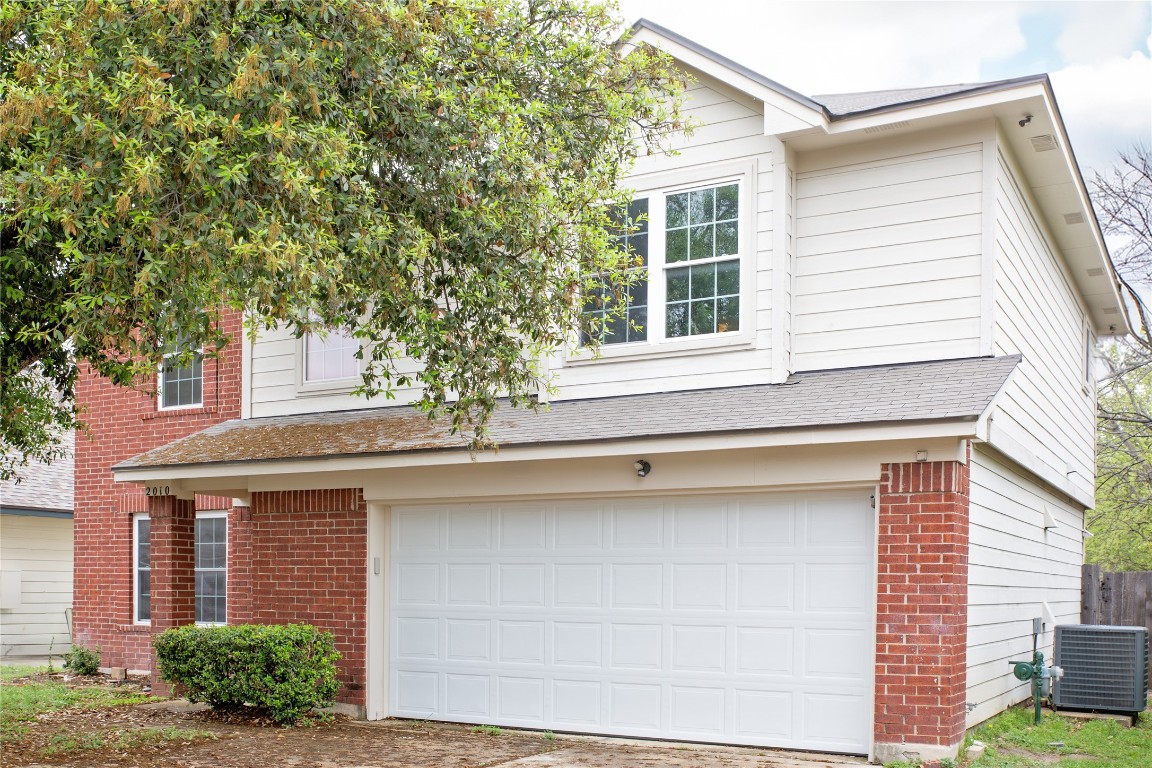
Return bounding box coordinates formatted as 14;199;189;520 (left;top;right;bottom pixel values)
62;645;101;676
153;624;341;724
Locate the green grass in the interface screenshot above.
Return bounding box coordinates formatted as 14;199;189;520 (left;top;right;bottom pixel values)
0;664;44;683
966;705;1152;768
0;671;154;744
42;726;216;756
470;724;503;736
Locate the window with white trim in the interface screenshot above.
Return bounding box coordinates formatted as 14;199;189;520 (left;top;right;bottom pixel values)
303;327;359;383
159;339;203;409
133;514;151;624
194;512;227;624
133;511;227;624
580;174;746;350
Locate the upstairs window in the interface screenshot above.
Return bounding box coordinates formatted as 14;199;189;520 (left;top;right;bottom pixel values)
579;174;745;353
304;326;359;383
665;183;740;337
159;339;203;410
584;198;649;345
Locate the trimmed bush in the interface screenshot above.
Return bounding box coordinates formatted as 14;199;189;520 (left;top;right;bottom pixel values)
153;624;341;723
63;645;101;676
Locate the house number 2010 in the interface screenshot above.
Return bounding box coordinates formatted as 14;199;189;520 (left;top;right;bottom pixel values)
144;485;171;497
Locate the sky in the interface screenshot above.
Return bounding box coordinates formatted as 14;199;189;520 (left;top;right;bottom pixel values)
616;0;1152;178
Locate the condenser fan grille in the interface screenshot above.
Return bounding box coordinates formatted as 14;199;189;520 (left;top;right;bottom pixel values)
1053;625;1148;714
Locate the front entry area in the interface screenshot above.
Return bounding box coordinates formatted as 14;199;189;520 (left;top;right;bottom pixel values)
388;491;875;754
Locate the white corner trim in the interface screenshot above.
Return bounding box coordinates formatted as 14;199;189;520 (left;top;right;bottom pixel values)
768;137;791;384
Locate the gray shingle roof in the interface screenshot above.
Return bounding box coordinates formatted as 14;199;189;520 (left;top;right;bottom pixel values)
812;76;1048;117
115;356;1020;471
0;431;75;513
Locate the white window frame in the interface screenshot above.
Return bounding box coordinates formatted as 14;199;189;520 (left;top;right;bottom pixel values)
194;510;228;626
131;510;228;626
296;327;362;396
567;160;758;364
157;345;204;411
133;513;151;625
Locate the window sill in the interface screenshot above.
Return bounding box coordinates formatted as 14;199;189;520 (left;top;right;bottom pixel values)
296;379;360;397
142;406;216;421
564;332;756;366
116;623;152;633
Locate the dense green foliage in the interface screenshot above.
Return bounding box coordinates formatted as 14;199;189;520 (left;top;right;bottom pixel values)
1089;147;1152;571
0;0;684;478
153;623;342;723
62;645;102;676
1091;341;1152;570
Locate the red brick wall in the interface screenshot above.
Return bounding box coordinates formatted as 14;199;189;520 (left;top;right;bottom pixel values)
875;457;971;750
247;489;368;706
72;310;243;669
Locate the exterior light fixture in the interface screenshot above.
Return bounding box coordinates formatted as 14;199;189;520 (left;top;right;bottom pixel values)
634;459;651;477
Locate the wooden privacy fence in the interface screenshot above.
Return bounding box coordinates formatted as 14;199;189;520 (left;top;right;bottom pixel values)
1081;564;1152;680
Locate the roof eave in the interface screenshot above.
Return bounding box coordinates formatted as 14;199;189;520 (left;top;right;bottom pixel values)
112;416;984;480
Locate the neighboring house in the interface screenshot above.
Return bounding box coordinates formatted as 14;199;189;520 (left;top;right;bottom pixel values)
1;432;74;659
71;20;1126;764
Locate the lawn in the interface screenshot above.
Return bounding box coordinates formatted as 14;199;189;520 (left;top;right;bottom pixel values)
0;664;156;745
962;704;1152;768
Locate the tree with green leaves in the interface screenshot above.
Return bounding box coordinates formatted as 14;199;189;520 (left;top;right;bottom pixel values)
0;0;684;479
1089;145;1152;570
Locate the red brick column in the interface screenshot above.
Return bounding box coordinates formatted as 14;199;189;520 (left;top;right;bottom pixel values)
147;494;196;695
250;489;368;711
227;503;254;624
874;458;970;762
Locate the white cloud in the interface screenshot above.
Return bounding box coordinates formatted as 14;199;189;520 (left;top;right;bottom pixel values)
616;1;1151;174
1053;1;1150;65
1050;42;1152;175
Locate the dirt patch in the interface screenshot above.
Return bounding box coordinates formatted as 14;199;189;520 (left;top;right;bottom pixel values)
1;703;559;768
2;674;864;768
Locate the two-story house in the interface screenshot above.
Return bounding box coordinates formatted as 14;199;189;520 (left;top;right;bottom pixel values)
72;20;1127;764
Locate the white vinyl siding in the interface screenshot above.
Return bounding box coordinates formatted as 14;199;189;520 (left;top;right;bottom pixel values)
246;72;783;416
0;514;73;657
965;446;1084;727
987;146;1095;501
792;132;985;370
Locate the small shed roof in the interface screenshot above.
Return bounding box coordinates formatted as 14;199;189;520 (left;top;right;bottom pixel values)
115;355;1020;471
0;431;75;514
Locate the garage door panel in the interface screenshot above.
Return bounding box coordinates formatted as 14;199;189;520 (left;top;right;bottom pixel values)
672;501;728;548
737;499;797;547
389;492;874;753
612;504;664;548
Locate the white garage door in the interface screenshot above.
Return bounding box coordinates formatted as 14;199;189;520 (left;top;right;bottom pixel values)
389;492;874;753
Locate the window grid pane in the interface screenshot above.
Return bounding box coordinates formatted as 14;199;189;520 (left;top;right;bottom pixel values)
160;352;203;409
584;199;649;346
305;328;359;381
665;183;740;337
195;516;227;624
136;518;151;622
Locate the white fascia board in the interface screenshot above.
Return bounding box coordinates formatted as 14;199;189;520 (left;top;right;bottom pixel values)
112;419;979;484
822;83;1050;136
625;27;826;134
1031;90;1130;335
